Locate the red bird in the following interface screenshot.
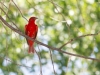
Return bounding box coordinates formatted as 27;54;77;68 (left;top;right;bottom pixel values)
25;17;38;53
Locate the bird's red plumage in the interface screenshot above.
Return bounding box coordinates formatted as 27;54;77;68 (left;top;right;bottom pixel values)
25;17;38;53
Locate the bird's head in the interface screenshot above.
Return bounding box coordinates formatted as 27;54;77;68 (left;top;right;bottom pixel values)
29;17;38;23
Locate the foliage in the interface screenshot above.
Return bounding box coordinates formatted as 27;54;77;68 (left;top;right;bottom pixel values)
0;0;100;75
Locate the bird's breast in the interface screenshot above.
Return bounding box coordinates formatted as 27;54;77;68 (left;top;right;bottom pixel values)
28;26;35;31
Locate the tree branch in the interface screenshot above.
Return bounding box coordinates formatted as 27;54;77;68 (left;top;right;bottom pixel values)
0;15;100;62
59;33;99;49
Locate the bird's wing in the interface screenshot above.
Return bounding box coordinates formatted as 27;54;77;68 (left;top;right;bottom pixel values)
25;24;29;44
33;25;38;39
25;24;28;35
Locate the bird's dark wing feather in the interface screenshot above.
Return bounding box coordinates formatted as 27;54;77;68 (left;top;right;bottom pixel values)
25;24;29;44
25;24;28;35
32;25;38;40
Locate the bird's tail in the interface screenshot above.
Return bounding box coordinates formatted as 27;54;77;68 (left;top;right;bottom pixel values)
28;46;35;53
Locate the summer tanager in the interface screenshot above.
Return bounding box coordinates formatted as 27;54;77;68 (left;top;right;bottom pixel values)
25;17;38;53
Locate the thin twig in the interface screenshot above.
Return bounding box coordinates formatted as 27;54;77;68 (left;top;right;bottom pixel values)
50;17;68;23
37;45;43;75
49;49;56;75
0;2;20;30
48;0;70;33
2;22;9;58
76;0;85;26
0;55;32;68
11;0;28;21
59;33;99;49
0;16;100;62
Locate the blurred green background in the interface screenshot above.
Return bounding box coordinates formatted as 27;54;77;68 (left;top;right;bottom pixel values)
0;0;100;75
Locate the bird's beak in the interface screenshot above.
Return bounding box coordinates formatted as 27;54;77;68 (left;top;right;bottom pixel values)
35;17;38;19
